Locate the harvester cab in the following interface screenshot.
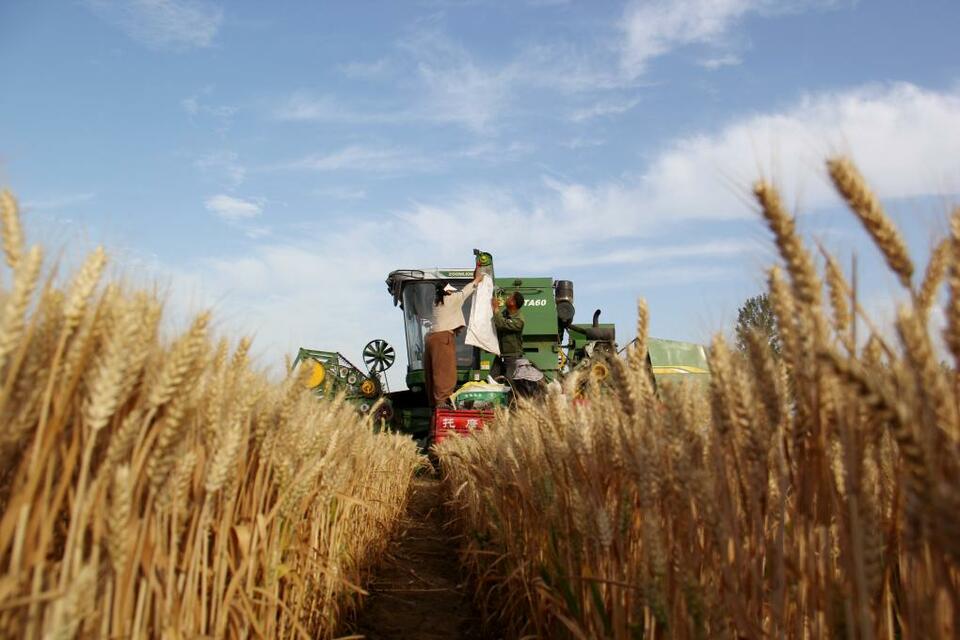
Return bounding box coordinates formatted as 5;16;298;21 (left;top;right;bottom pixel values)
383;264;617;445
386;270;616;384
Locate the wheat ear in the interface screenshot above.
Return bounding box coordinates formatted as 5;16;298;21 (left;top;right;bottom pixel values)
918;237;950;319
63;246;107;334
205;418;242;494
945;209;960;370
767;267;798;371
0;245;43;372
822;251;852;341
754;181;822;309
629;298;649;370
896;306;958;440
148;311;211;409
827;156;914;290
82;296;140;431
0;189;24;270
107;464;133;574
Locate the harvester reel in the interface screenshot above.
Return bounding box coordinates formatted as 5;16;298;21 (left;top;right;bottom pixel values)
363;339;395;373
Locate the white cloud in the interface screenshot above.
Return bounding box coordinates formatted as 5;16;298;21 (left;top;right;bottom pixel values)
584;265;741;292
273;92;410;124
508;42;632;94
385;82;960;260
452;141;534;162
620;0;752;76
313;186;368;201
309;31;630;133
268;140;530;176
636;82;960;221
619;0;841;77
564;239;761;267
699;53;743;69
436;82;956;244
562;137;606;149
338;58;392;79
182;95;236;119
569;96;641;122
274;145;435;173
22;192;96;212
86;0;223;51
403;30;513;132
194;151;246;187
316;3;839;133
205;194;262;221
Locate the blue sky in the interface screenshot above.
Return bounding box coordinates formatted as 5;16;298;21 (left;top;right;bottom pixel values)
1;0;959;384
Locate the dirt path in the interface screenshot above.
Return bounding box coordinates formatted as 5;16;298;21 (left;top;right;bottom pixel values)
348;476;489;640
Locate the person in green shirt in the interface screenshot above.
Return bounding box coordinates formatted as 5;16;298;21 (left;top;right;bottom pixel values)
490;291;524;380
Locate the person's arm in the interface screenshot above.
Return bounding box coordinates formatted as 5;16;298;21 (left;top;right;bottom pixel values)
459;280;476;301
493;311;523;332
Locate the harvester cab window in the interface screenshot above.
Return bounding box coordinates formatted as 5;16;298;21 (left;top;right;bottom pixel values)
401;282;476;371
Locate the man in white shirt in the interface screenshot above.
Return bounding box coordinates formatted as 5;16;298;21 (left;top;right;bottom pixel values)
425;268;481;406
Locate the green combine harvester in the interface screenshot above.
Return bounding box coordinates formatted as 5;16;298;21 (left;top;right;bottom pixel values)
294;253;710;447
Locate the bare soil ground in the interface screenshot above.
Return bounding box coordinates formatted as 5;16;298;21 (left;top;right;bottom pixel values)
348;476;490;640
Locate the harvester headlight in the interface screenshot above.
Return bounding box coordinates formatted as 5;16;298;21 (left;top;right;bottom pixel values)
304;361;326;389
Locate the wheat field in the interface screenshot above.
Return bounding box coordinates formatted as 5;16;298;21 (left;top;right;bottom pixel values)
438;157;960;639
0;190;424;638
3;155;958;640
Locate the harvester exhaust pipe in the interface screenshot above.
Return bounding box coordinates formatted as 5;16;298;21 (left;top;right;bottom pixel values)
555;280;575;338
570;308;615;342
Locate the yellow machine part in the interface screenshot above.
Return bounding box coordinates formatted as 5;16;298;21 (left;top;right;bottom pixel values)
651;365;710;375
360;378;378;398
590;361;609;381
303;360;326;389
